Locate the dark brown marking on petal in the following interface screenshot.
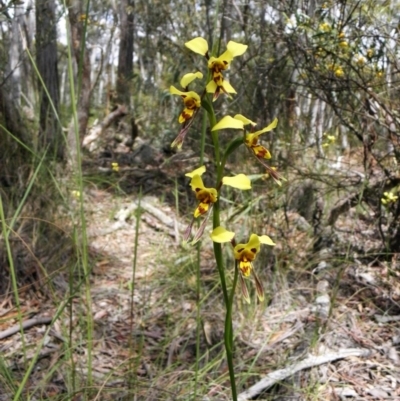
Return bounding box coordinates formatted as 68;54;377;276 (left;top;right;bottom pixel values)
251;248;257;254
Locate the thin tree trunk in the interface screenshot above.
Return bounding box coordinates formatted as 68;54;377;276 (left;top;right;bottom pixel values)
116;0;134;106
66;0;92;164
36;0;62;159
8;4;24;106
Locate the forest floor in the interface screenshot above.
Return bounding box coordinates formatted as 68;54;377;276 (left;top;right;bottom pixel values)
1;153;400;400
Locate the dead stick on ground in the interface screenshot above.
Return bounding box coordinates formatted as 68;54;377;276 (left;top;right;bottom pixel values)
0;316;53;340
237;348;371;401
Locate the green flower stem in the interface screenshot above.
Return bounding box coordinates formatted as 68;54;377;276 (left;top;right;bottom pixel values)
225;263;239;353
194;105;209;399
207;105;237;401
205;98;221;171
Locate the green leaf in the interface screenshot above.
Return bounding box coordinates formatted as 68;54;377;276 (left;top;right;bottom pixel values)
221;136;244;168
201;98;213;115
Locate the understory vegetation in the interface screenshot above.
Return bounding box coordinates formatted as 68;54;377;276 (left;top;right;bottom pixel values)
1;0;400;400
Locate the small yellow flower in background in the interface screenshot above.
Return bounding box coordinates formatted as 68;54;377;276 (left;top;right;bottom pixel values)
210;227;275;302
376;70;384;78
367;48;374;58
381;191;398;205
338;31;345;39
319;22;331;32
79;14;90;23
334;66;344;77
71;190;81;199
263;167;277;179
185;37;247;101
339;41;348;48
322;133;336;148
111;162;119;172
355;55;366;66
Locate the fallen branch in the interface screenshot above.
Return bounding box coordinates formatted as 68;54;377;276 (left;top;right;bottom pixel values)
237;348;371;401
82;105;128;151
0;316;53;340
114;197;186;239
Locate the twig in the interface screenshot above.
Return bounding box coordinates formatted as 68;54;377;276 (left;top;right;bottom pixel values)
0;316;52;340
237;348;371;401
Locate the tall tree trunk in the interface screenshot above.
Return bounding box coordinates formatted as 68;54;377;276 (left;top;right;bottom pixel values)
36;0;62;159
66;0;92;163
116;0;134;106
8;3;24;106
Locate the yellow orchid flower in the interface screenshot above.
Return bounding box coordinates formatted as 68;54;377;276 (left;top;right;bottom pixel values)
170;87;201;124
233;234;275;277
170;72;203;124
185;166;251;217
185;37;247;101
186;169;218;218
184;167;251;243
210;227;275;302
212;115;282;184
244;118;278;159
169;72;203;148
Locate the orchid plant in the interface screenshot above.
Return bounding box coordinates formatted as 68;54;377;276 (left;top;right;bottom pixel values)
169;36;283;400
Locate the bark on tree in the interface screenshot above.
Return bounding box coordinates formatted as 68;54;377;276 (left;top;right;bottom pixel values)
116;0;134;106
36;0;62;159
8;4;24;106
66;0;92;163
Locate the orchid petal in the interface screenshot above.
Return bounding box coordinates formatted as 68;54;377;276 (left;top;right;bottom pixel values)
189;175;206;192
180;72;203;88
234;114;257;126
239;273;251;303
210;226;235;243
185;37;209;55
170;86;185;96
185;165;206;178
206;80;217;94
221;80;237;94
258;235;275;246
253;269;265;301
217;50;234;64
212;116;244;131
247;234;261;253
222;174;251;190
254;118;278;136
227;41;248;57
